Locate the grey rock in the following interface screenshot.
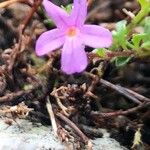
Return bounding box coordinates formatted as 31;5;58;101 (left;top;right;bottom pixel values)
92;138;128;150
0;118;128;150
0;119;64;150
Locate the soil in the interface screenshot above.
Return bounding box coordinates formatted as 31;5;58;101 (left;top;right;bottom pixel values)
0;0;149;149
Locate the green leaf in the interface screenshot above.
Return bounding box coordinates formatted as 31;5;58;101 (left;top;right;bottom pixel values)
44;19;55;27
132;0;150;25
112;20;128;50
61;4;72;13
132;33;146;49
144;17;150;36
127;0;150;32
115;57;131;67
141;41;150;50
95;48;107;57
138;0;150;8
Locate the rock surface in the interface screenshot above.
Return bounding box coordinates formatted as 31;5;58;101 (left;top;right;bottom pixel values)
0;119;128;150
0;119;64;150
92;138;128;150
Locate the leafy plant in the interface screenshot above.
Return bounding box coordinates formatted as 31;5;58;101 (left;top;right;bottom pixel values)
95;0;150;67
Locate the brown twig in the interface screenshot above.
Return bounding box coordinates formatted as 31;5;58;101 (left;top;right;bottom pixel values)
0;0;27;8
7;0;42;74
87;0;93;7
91;102;150;117
100;79;142;104
7;31;23;73
121;86;150;102
51;86;70;116
21;0;43;33
0;102;33;118
57;113;90;145
0;90;26;103
0;83;45;103
88;50;135;61
83;73;99;100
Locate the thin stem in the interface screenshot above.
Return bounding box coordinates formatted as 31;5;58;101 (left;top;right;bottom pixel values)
91;102;150;117
127;1;150;32
46;97;58;137
0;0;27;8
57;113;90;145
100;79;142;104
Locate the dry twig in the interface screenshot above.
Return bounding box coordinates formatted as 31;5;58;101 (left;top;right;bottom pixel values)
7;0;42;74
122;87;150;102
46;97;58;137
91;102;150;117
0;102;33;118
51;88;69;116
100;79;143;104
0;0;27;8
57;113;91;147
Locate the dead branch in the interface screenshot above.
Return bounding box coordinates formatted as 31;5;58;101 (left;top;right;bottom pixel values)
91;102;150;117
46;97;58;137
57;113;89;144
7;0;42;74
0;0;27;8
100;79;142;104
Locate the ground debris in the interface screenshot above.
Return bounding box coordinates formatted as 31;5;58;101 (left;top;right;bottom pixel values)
0;102;33;119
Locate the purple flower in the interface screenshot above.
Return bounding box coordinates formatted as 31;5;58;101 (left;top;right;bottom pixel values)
36;0;112;74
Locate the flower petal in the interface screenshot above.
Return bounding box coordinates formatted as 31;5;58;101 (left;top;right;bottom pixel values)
69;0;87;27
61;36;87;74
81;25;112;48
43;0;69;29
36;29;65;56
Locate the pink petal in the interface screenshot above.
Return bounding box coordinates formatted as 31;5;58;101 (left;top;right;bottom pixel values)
81;25;112;48
69;0;87;27
61;36;87;74
36;29;65;56
43;0;69;29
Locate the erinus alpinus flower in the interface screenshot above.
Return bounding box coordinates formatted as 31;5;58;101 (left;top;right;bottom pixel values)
36;0;112;74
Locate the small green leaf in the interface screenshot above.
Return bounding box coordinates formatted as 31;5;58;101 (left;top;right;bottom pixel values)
144;17;150;36
127;0;150;32
112;20;128;50
95;48;107;57
132;33;146;49
115;57;131;67
61;4;72;13
138;0;150;8
141;41;150;50
132;0;150;25
44;19;55;27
